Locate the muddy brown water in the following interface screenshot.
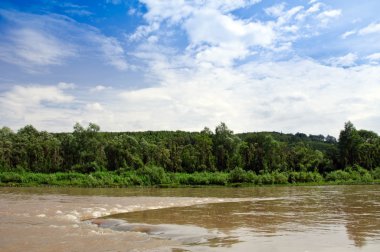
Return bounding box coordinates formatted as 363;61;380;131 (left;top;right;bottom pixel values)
0;185;379;251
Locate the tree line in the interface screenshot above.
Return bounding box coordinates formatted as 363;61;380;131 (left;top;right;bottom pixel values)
0;121;379;175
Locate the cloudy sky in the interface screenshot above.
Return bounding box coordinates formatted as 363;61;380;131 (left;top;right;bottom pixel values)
0;0;379;136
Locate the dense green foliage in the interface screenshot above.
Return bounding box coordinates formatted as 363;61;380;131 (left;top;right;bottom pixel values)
1;121;380;186
1;168;379;187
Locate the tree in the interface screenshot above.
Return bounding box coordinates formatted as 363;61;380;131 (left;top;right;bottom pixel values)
290;143;324;172
194;128;215;171
357;130;378;142
309;134;325;142
239;141;255;171
338;121;361;167
71;123;106;172
15;125;41;171
213;123;240;170
356;130;379;170
0;127;14;171
325;135;337;144
38;131;62;172
104;135;143;171
245;134;283;173
2;121;378;176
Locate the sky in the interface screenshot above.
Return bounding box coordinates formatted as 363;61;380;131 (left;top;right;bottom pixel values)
0;0;379;136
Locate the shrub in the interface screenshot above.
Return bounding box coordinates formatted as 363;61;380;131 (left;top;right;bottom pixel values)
208;172;229;185
0;172;22;183
273;172;289;184
136;165;169;185
246;171;258;184
326;170;351;182
326;166;373;183
260;173;275;184
371;167;380;180
228;167;247;183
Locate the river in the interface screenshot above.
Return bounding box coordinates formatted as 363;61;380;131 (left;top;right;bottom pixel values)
0;185;379;251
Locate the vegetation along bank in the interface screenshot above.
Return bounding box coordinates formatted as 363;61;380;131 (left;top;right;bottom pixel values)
1;121;380;187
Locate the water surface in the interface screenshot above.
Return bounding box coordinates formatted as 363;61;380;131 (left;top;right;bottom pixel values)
1;185;379;251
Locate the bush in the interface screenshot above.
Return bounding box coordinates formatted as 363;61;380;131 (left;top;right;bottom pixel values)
174;173;191;185
228;167;247;183
246;171;258;184
371;167;380;180
187;172;210;185
0;172;23;183
123;171;144;186
326;170;351;182
136;166;169;185
260;173;275;184
351;165;373;182
288;171;323;183
326;166;373;183
272;172;289;184
0;167;376;187
208;172;229;185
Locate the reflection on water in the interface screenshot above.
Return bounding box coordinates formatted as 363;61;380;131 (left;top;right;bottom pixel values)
102;185;380;251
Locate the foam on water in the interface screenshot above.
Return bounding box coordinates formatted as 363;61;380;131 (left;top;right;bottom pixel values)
92;218;219;245
51;196;252;223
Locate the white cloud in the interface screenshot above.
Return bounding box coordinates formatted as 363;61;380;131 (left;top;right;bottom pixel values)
90;85;111;92
0;10;77;71
140;0;262;24
133;1;275;66
341;30;356;39
317;9;342;25
0;84;75;129
0;28;75;69
358;22;380;35
94;36;128;70
0;9;128;71
105;58;380;135
129;0;275;65
131;1;346;68
306;3;322;14
366;52;380;60
366;53;380;64
183;8;275;66
265;3;286;17
343;22;380;39
129;22;160;41
184;9;275;47
1;59;380;135
1;1;379;136
0;84;114;131
272;5;304;26
58;82;76;89
326;53;358;67
193;43;251;67
318;9;342;18
341;22;380;42
86;102;104;111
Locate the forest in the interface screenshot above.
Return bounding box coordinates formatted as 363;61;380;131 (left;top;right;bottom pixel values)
0;121;380;187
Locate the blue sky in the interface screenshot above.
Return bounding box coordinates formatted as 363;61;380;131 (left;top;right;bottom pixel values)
0;0;380;136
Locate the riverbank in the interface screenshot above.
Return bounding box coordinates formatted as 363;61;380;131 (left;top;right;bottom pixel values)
1;166;380;187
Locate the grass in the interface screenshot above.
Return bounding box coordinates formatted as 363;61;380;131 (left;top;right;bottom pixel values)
1;165;380;188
